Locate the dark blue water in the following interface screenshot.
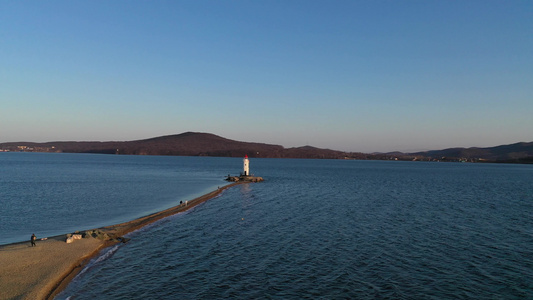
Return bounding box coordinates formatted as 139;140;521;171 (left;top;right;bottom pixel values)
53;157;533;299
2;153;532;298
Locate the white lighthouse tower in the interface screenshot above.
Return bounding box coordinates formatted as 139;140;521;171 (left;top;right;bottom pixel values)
226;154;262;182
243;155;249;176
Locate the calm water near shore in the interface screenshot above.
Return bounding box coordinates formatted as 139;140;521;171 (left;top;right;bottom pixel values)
2;153;532;298
0;153;230;245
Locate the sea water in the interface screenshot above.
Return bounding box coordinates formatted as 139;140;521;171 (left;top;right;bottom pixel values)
1;153;532;298
0;153;233;245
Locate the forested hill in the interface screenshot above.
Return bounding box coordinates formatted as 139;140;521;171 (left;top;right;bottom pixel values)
408;142;533;163
0;132;356;159
1;132;532;163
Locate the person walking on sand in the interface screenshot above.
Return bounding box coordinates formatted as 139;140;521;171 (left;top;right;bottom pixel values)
31;233;36;247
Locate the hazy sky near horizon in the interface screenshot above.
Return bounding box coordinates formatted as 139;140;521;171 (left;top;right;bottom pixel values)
1;1;532;153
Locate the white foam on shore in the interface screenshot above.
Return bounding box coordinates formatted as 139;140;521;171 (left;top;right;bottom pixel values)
56;243;123;299
79;244;121;276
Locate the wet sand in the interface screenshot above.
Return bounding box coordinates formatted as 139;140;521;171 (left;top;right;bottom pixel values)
0;182;241;300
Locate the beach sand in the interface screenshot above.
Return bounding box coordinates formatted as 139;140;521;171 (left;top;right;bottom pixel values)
0;237;106;300
0;182;241;300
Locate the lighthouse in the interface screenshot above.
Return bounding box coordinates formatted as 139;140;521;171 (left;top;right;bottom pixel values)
243;155;249;176
226;154;263;182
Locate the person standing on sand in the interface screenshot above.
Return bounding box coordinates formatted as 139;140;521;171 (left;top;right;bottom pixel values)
31;233;36;247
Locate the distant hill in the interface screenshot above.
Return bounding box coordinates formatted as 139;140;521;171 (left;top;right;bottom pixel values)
1;132;532;163
0;132;353;159
408;142;533;163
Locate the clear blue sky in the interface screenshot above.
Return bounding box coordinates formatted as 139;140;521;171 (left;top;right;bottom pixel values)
1;1;531;152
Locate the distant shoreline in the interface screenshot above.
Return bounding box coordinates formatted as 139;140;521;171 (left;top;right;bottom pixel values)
2;132;531;163
0;182;243;299
1;147;532;165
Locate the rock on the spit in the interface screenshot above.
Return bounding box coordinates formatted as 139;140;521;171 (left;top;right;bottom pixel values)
65;233;85;243
83;229;109;240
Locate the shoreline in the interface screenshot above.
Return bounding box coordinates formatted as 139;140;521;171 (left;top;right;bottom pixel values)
0;182;242;300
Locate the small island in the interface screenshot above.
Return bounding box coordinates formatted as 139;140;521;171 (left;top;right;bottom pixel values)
226;175;264;182
225;155;264;182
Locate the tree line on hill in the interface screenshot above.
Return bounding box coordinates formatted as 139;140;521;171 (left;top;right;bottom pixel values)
1;132;532;163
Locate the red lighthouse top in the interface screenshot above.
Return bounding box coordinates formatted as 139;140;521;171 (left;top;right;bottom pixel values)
245;155;248;159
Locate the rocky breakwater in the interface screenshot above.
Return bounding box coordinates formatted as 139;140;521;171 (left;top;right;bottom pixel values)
65;229;130;244
225;175;264;182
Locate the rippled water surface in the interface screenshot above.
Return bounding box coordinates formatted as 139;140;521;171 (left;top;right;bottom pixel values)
2;153;532;298
0;153;232;244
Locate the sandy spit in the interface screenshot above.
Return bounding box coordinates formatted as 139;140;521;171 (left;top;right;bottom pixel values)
0;182;241;300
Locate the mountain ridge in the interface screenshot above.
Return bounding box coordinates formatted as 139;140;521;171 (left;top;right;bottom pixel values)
1;132;532;163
